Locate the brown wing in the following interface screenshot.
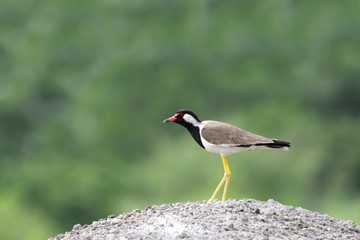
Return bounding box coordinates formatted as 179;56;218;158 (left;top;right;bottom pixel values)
201;120;273;145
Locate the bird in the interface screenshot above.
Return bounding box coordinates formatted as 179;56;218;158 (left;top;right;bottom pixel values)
163;109;290;204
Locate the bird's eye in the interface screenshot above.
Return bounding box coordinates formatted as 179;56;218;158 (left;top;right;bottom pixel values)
177;113;184;117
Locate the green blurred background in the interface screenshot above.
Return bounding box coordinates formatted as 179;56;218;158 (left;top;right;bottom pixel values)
1;0;360;239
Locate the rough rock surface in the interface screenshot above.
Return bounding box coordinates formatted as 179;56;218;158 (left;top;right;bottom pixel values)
50;199;360;240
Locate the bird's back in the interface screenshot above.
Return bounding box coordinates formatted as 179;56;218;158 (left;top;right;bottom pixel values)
201;120;273;146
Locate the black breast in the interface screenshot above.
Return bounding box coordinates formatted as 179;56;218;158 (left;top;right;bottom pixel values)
187;126;205;149
178;121;205;149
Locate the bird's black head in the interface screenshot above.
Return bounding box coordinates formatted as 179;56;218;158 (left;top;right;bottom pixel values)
163;109;201;126
163;109;205;149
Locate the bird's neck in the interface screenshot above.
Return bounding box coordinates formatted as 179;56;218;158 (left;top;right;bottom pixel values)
180;121;204;149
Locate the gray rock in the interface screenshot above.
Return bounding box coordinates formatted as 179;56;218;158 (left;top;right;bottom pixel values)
49;199;360;240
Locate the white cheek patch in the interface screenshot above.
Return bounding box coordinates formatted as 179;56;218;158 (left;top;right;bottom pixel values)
183;114;200;127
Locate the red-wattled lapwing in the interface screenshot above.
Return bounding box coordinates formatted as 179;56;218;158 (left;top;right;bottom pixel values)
163;109;290;204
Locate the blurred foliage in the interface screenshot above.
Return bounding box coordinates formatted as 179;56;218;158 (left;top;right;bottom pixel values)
1;0;360;239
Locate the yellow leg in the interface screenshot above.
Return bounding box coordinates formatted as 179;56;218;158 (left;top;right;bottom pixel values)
207;155;231;204
207;174;226;204
221;155;231;203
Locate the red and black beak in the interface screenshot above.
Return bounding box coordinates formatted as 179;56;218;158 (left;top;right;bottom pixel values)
163;114;177;123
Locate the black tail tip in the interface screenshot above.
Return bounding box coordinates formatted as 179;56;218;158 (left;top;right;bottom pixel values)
271;140;291;148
